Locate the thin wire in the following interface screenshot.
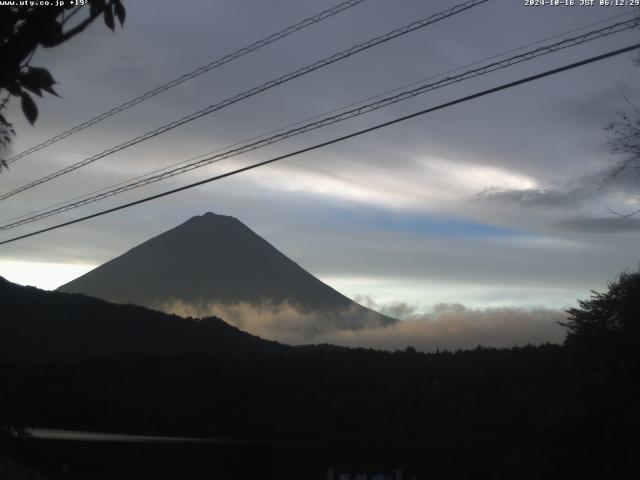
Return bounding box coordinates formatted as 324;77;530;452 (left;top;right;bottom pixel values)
2;8;636;228
0;0;489;202
1;42;638;246
1;8;634;224
4;0;370;165
8;6;633;223
2;16;638;231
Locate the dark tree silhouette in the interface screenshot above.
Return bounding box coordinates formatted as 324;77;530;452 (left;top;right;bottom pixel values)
562;267;640;373
603;33;640;217
0;0;126;168
605;99;640;217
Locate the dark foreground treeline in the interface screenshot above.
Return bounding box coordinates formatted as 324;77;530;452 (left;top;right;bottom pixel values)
1;270;639;478
1;344;639;479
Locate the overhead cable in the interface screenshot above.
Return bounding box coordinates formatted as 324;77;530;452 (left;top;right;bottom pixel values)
0;0;489;202
4;0;370;165
1;42;638;246
2;16;638;231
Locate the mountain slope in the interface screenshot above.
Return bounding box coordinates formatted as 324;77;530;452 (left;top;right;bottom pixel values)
0;276;287;363
58;212;396;332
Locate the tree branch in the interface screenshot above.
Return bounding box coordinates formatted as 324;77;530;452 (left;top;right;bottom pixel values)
61;6;83;27
58;6;107;44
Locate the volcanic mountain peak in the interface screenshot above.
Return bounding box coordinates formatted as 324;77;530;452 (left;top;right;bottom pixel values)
58;212;396;333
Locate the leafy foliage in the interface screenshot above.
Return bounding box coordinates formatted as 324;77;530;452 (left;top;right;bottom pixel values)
563;268;640;349
0;0;126;166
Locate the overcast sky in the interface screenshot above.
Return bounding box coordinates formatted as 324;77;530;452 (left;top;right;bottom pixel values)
1;0;639;345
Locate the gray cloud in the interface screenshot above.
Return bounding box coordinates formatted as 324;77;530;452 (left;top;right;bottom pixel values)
472;165;639;212
473;185;596;209
554;215;640;233
553;83;640;128
353;295;418;320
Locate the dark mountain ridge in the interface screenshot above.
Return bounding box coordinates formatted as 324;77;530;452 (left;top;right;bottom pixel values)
0;276;288;363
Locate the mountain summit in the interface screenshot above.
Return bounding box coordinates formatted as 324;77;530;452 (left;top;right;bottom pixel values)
58;213;396;334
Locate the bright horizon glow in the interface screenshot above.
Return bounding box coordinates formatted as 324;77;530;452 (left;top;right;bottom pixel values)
0;259;578;312
304;274;581;313
0;260;96;291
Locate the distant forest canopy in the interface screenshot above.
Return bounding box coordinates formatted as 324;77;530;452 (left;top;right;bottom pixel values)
0;268;639;477
1;342;639;477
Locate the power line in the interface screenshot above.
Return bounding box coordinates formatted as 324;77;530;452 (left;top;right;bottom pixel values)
1;42;637;247
0;0;489;203
2;15;638;231
6;10;632;232
4;0;370;165
13;7;630;231
4;9;632;229
15;3;628;184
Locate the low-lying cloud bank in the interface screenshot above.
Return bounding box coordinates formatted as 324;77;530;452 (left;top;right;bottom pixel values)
160;298;567;352
317;303;566;351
